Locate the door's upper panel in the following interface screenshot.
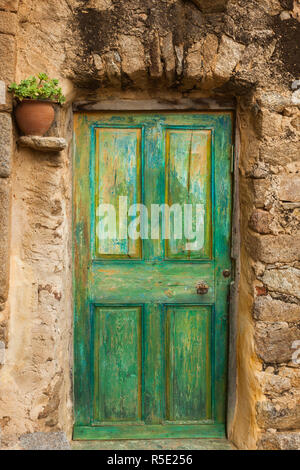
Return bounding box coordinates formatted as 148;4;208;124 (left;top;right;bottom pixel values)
95;127;142;259
165;128;212;260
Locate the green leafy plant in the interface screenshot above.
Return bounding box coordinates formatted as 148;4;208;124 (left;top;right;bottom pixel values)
8;73;66;104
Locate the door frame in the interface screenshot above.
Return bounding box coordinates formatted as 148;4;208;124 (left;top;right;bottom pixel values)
72;99;238;440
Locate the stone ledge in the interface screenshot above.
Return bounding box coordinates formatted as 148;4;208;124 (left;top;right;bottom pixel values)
18;136;67;153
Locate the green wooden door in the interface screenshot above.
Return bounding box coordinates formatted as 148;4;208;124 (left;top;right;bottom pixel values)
73;112;233;440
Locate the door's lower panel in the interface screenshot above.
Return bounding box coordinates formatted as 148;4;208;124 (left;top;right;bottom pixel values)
165;305;212;422
91;304;214;430
93;306;142;423
73;424;225;440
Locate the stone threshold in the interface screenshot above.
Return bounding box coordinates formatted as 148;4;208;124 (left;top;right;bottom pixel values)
71;438;235;450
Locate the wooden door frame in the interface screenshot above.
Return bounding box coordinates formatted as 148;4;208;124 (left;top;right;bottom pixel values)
72;98;238;440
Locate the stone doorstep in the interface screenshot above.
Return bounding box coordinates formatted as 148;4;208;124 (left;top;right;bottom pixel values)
17;136;67;152
18;431;235;450
71;439;235;451
19;431;71;450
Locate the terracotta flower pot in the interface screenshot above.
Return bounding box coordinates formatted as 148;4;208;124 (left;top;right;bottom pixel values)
15;100;56;136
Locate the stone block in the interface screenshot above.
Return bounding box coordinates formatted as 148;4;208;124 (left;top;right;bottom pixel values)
175;44;184;76
160;32;176;84
250;161;270;179
255;321;300;363
278;176;300;202
0;321;7;343
257;401;300;430
0;341;5;365
262;268;300;299
119;35;147;85
0;113;12;177
253;296;300;322
291;115;300;130
249;234;300;264
279;367;300;388
280;11;291;20
292;80;300;91
185;42;203;83
258;370;291;397
256;109;283;139
214;35;245;84
0;179;10;304
249;209;272;234
292;89;300;106
200;34;219;87
260;140;300;165
255;91;296;113
103;51;121;87
184;34;219;88
252;179;272;209
86;0;112;9
0;34;15;83
149;31;163;79
0;11;17;35
0;80;5;105
0;80;13;112
0;0;19;11
258;432;300;450
281;202;300;210
19;432;71;450
190;0;228;12
92;54;105;81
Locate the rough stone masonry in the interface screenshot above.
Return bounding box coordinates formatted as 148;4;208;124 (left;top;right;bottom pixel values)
0;0;299;450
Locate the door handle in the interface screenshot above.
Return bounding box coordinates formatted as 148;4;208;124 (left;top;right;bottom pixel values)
196;281;209;295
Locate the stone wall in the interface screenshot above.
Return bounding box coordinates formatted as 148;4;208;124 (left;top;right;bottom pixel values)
0;0;299;449
0;0;15;446
0;0;73;449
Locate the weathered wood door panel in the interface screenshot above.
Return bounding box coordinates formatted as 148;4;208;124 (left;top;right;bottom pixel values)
73;112;233;440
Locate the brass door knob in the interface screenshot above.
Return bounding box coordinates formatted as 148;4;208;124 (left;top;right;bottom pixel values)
196;281;209;295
